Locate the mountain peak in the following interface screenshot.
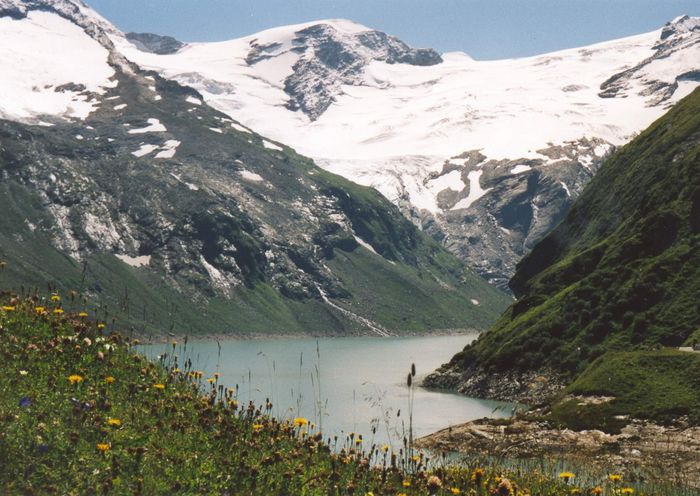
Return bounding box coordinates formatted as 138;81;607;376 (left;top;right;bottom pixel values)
245;19;443;120
126;32;185;55
661;15;700;40
300;18;371;34
0;0;114;31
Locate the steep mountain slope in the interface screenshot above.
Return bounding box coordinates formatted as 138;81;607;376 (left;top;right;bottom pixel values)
425;87;700;402
114;16;700;289
0;1;510;335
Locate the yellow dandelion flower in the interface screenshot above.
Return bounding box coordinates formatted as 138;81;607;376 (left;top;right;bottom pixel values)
2;305;15;312
107;418;122;427
609;474;622;482
96;443;110;453
97;323;106;330
381;444;390;453
68;374;84;384
51;294;61;301
53;308;64;315
252;423;264;432
105;376;115;384
78;312;88;318
621;489;634;495
450;488;461;495
591;488;603;495
471;468;485;484
172;368;181;373
207;377;216;383
402;480;411;488
293;417;308;427
153;383;165;390
35;306;46;315
559;472;575;481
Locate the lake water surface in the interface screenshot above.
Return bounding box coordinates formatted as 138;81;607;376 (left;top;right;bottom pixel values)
142;334;514;447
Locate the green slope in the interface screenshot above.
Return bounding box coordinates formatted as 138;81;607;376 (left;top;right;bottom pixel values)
439;87;700;399
550;350;700;432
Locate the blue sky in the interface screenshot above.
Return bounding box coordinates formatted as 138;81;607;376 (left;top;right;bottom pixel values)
88;0;700;59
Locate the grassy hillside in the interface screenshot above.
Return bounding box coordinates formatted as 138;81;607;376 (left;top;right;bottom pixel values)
447;87;700;380
549;350;700;432
0;295;637;495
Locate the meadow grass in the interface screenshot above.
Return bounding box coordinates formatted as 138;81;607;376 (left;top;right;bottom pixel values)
0;289;692;495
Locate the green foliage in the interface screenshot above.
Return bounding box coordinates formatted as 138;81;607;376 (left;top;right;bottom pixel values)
549;350;700;432
453;87;700;381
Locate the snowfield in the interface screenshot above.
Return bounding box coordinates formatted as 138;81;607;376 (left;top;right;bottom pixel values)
113;16;700;215
0;10;115;122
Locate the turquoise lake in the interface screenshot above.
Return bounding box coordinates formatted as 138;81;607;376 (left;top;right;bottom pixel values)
141;334;514;447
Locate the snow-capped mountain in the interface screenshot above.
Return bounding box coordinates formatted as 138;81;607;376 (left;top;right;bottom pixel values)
112;15;700;288
0;0;510;334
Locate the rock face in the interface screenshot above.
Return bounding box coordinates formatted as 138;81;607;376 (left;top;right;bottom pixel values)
0;0;510;335
418;138;612;290
424;366;566;405
126;32;184;55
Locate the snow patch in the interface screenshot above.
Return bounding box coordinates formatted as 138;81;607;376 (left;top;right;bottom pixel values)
131;144;159;157
113;103;127;111
0;11;115;122
593;144;611;157
428;170;465;193
186;96;202;105
155;140;181;159
560;181;571;197
354;235;377;254
452;170;491;210
209;127;223;134
238;170;264;182
128;118;166;134
471;299;480;306
231;122;252;134
262;139;283;151
510;164;532;174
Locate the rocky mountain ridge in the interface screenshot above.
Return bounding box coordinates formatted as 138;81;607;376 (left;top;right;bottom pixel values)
0;0;510;335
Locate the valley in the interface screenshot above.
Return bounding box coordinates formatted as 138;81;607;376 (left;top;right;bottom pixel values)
0;0;699;493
